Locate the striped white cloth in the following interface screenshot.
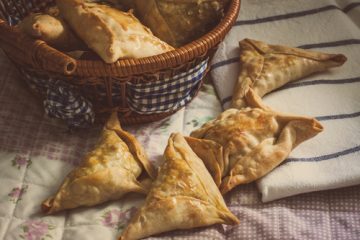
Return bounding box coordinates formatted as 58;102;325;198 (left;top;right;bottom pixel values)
210;0;360;202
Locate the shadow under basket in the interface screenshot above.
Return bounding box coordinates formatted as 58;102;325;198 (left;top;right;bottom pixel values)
0;0;241;127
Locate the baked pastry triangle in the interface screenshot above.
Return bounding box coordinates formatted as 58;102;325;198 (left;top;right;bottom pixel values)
185;136;224;187
17;13;84;51
42;113;156;214
191;89;323;194
119;133;239;240
231;38;347;109
134;0;228;47
56;0;174;63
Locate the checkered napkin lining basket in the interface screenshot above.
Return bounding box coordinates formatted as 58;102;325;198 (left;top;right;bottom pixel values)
0;0;241;125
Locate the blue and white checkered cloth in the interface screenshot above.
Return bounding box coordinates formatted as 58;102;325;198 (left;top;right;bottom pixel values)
18;59;208;127
20;69;95;128
43;80;95;128
127;60;208;114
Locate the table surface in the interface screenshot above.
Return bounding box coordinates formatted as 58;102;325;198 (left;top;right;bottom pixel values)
1;0;360;239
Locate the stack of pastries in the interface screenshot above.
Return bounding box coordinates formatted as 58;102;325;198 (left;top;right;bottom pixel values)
41;38;347;240
17;0;229;63
24;0;347;239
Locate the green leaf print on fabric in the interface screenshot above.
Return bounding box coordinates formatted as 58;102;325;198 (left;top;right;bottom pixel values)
186;116;213;128
8;185;28;204
159;119;171;133
12;155;32;170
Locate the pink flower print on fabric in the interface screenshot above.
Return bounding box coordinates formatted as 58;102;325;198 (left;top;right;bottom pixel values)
8;185;28;203
102;209;121;228
101;207;137;231
19;220;55;240
12;155;32;169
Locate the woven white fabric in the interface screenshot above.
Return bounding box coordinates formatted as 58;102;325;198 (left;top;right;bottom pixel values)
210;0;360;202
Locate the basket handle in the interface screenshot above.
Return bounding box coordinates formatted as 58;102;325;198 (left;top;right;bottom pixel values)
0;19;77;75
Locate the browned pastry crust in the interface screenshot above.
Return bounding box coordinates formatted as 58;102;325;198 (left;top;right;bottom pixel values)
107;0;135;10
185;136;224;187
134;0;228;47
41;113;156;214
119;133;239;240
17;13;84;51
191;89;323;194
56;0;174;63
231;38;347;109
106;113;157;179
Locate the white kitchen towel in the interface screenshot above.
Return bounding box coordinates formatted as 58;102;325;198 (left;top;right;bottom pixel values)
210;0;360;202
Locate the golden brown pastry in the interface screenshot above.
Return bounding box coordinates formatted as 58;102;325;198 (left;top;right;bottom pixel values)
56;0;174;63
42;113;156;214
184;136;224;187
119;133;239;240
190;89;323;194
231;39;347;109
107;0;135;10
17;13;84;51
134;0;228;47
45;5;61;17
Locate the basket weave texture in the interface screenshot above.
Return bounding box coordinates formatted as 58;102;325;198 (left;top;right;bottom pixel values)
0;0;241;125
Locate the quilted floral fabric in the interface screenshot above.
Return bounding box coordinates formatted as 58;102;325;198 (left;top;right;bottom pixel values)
1;49;360;240
1;0;360;238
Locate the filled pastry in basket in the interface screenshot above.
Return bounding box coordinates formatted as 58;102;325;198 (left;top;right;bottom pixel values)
56;0;174;63
17;12;85;51
134;0;229;47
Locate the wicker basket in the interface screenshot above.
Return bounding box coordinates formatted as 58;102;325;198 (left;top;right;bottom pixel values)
0;0;241;126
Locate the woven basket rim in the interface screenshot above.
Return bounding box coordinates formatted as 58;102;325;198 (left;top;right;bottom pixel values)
0;0;240;76
78;0;241;74
0;0;241;125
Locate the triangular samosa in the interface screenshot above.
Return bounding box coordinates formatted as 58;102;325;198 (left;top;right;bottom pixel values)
119;133;239;240
42;113;156;214
17;13;84;51
231;38;347;109
191;89;323;194
184;136;224;187
133;0;229;47
56;0;174;63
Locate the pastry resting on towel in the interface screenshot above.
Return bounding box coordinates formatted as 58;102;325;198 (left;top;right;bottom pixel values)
189;89;323;194
41;113;156;214
56;0;174;63
231;39;347;109
119;133;239;240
